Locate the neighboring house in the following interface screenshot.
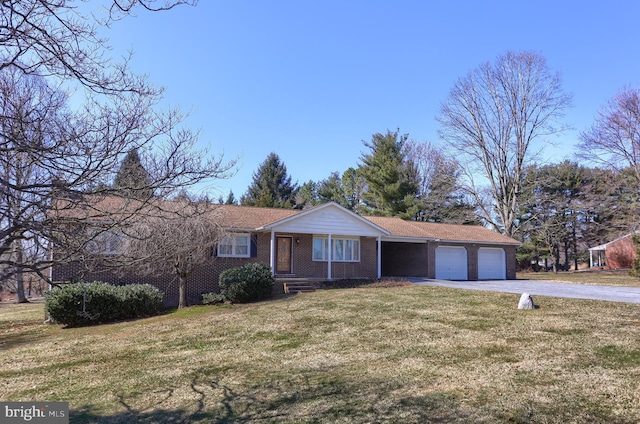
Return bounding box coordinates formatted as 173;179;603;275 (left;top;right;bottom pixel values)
588;233;638;269
52;201;520;307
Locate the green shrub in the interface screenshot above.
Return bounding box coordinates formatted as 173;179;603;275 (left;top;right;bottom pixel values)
218;262;274;303
44;282;163;327
119;284;165;317
202;292;226;305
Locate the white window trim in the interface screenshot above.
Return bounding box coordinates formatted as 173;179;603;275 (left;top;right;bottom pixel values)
217;233;251;258
313;236;360;262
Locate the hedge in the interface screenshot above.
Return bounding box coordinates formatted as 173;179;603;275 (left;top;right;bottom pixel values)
44;282;163;327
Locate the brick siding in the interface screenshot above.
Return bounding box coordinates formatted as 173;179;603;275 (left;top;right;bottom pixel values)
605;235;637;269
52;232;379;307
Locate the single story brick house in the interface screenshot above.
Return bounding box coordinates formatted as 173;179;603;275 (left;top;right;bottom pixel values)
588;232;638;269
52;201;520;307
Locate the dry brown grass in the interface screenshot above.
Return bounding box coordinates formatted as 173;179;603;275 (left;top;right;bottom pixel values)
1;285;639;423
518;269;640;287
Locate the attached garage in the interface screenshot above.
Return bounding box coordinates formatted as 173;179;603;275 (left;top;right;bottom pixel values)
478;247;506;280
364;215;521;281
435;246;468;280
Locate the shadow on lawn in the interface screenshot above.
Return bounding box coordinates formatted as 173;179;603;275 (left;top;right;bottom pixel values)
71;375;639;424
70;373;640;424
70;374;471;423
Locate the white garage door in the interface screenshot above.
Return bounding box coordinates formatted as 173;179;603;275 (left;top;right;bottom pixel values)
478;247;506;280
435;246;468;280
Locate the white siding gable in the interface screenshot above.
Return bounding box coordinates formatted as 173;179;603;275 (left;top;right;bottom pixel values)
264;203;387;237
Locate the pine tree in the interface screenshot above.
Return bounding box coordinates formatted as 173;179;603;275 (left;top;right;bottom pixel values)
359;130;420;216
296;181;319;208
113;149;153;199
225;191;238;205
241;152;298;208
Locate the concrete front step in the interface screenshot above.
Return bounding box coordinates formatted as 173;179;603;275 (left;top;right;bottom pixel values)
283;282;316;294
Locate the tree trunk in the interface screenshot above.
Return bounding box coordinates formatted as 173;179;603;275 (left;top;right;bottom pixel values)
15;241;28;303
178;274;188;309
15;271;28;303
572;228;579;271
544;257;548;271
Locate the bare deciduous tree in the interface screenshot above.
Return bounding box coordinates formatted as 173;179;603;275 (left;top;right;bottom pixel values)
578;87;640;191
404;140;478;224
0;57;234;292
0;1;196;94
0;0;238;296
438;51;571;237
123;199;225;308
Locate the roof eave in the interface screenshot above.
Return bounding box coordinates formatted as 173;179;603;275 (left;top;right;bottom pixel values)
439;239;522;247
382;236;438;243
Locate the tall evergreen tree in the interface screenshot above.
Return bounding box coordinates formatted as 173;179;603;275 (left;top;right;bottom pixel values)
317;172;349;207
113;149;153;199
225;190;238;205
518;161;590;271
218;191;238;205
359;130;420;216
241;152;298;208
296;181;319;208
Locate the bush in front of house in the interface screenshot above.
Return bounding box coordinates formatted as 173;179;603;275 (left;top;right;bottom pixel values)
44;282;163;327
118;283;165;317
218;262;274;303
202;292;226;305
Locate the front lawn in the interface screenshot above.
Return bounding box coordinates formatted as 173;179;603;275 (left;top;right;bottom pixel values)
1;285;639;423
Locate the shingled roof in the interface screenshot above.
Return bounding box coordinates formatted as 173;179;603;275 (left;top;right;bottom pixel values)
53;197;519;245
364;216;520;245
215;204;519;245
213;204;301;230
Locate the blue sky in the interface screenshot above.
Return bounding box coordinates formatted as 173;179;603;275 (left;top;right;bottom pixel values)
103;0;640;199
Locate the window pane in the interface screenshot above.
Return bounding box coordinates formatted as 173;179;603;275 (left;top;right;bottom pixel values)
334;239;343;261
219;236;233;255
344;240;352;261
313;238;325;260
235;235;249;255
353;240;360;261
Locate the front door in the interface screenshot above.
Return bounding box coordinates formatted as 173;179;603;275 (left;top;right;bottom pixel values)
276;236;292;274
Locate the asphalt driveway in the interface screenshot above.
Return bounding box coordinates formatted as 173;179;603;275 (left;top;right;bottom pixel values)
407;278;640;304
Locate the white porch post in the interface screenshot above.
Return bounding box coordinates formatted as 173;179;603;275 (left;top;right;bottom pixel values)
589;250;593;268
377;236;382;279
327;234;332;280
270;230;275;275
